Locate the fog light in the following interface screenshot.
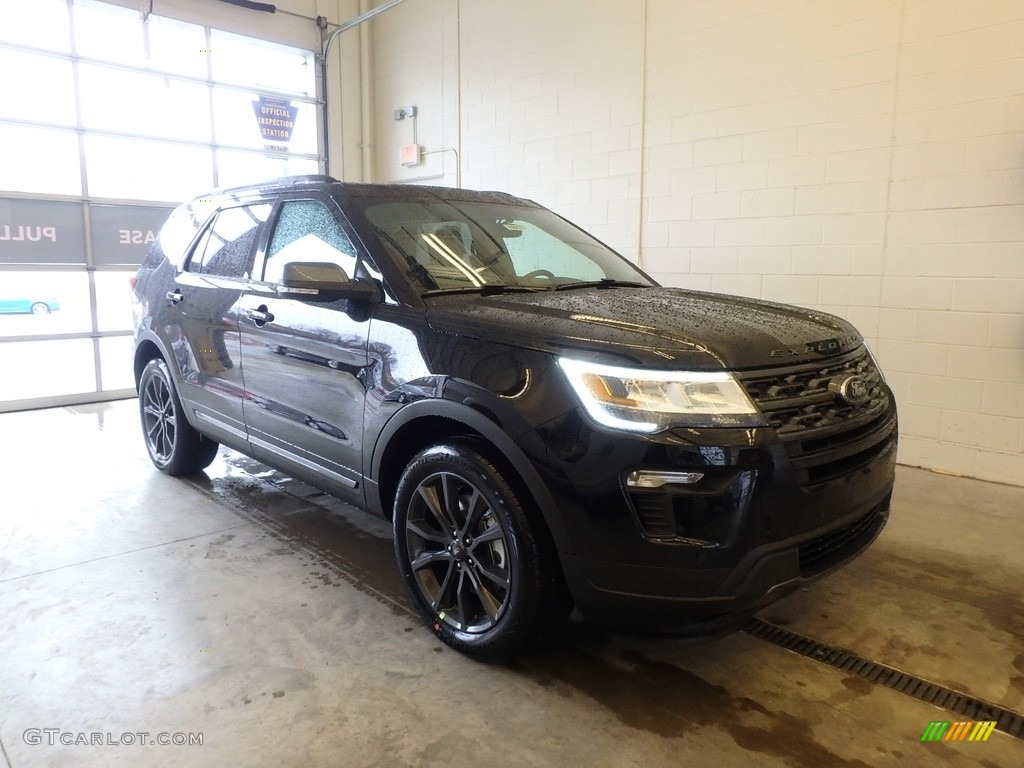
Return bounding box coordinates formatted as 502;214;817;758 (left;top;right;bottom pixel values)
626;470;704;489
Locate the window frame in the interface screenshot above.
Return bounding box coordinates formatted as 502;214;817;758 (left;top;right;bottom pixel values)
184;201;271;280
261;197;359;285
254;193;380;288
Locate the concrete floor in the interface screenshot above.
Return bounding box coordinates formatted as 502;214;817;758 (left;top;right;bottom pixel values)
0;400;1021;768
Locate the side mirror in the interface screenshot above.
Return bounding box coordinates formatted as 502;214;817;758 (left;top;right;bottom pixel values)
276;261;380;303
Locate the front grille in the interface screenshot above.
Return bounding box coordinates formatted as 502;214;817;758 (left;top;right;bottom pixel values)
798;503;886;576
741;349;896;486
742;349;888;437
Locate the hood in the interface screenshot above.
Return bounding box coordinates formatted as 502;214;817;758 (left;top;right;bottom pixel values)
425;287;862;370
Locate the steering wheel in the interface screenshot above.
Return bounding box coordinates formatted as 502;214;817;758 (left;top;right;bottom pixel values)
523;269;556;280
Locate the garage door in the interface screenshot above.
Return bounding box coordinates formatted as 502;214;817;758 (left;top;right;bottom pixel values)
0;0;321;412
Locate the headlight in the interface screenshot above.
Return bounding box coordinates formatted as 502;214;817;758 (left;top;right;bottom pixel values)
558;358;764;433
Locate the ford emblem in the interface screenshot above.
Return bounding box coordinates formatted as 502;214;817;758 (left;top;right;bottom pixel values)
830;375;870;406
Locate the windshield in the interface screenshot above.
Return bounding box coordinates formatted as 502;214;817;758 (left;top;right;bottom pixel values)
353;198;657;294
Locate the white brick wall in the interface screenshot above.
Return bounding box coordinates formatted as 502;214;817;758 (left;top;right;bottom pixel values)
364;0;1024;485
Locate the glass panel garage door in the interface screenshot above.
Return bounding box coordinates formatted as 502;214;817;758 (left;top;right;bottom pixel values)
0;0;321;412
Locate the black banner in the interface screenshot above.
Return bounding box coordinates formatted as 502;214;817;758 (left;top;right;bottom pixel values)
0;198;176;266
0;198;86;264
90;204;174;266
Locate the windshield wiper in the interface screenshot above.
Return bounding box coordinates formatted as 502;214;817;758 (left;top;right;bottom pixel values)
421;284;543;298
553;279;650;291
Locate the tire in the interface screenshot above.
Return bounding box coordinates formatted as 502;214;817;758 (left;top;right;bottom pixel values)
393;442;566;661
138;358;219;476
30;302;50;314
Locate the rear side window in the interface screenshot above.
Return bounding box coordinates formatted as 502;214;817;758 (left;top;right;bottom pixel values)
263;199;357;283
157;200;217;267
187;203;270;278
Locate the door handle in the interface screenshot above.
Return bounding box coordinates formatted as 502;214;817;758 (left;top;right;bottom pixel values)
246;305;275;326
166;289;183;305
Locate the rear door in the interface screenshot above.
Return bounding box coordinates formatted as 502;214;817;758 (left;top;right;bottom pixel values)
170;201;271;445
237;195;372;504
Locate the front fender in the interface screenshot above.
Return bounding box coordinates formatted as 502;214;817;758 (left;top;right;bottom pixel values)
366;395;571;554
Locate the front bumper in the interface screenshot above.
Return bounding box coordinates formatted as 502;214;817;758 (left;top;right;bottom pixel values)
564;489;891;632
524;399;898;632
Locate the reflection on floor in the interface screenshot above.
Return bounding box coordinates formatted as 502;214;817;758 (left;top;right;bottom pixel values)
0;400;1021;767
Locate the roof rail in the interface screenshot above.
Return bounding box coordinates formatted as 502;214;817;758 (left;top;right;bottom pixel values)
287;174;339;185
211;174;340;197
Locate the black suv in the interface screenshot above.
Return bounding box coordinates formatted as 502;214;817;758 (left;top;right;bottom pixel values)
131;175;897;660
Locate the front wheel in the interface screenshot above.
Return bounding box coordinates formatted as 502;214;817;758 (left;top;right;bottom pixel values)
393;442;566;661
138;358;219;476
30;302;50;314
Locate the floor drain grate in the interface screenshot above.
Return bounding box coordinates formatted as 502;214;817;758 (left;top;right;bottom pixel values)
745;618;1024;740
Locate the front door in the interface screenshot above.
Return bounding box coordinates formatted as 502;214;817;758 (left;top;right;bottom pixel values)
238;197;372;504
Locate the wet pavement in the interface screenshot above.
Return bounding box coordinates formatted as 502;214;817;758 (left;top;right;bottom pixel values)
0;400;1021;767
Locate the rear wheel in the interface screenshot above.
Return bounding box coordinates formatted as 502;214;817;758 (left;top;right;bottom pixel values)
138;358;219;476
394;442;566;661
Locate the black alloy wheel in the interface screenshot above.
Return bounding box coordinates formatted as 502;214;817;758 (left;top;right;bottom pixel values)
394;442;567;661
138;358;219;476
408;469;512;633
